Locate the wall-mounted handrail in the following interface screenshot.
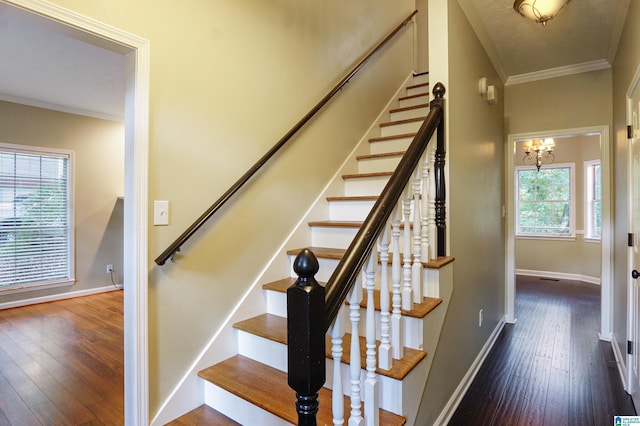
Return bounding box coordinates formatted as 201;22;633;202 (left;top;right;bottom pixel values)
155;10;419;266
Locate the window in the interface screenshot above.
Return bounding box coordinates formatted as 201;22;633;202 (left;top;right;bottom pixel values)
516;164;575;238
0;143;74;290
585;160;602;240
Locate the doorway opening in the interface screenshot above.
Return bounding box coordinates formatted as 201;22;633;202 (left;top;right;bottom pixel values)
0;0;150;423
506;126;612;340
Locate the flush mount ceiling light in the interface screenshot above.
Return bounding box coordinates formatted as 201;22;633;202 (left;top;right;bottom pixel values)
513;0;572;26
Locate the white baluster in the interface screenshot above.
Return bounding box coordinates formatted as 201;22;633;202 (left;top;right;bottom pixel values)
378;225;392;370
391;204;404;360
402;184;414;310
329;307;345;426
412;166;423;304
421;150;430;263
364;252;379;426
348;276;363;426
428;146;438;260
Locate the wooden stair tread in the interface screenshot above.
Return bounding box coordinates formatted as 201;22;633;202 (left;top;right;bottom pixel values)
166;404;241;425
234;314;425;380
309;220;362;228
285;247;454;268
261;279;443;318
356;151;406;160
406;82;429;90
332;333;426;381
389;104;429;114
358;290;442;318
326;195;379;202
369;132;416;143
380;116;427;127
234;313;287;344
199;355;406;425
342;171;393;179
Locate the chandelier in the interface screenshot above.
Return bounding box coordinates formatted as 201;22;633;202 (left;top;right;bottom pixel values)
523;138;555;171
513;0;572;26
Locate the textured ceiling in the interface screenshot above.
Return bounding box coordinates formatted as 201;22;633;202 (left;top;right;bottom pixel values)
0;3;126;121
460;0;629;81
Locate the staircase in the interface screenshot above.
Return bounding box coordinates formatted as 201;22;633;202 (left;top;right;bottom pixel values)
168;75;454;426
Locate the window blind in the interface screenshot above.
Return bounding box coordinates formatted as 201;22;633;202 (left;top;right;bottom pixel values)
0;149;71;287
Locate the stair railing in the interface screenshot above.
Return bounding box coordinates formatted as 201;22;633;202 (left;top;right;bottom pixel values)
288;83;446;425
154;10;419;266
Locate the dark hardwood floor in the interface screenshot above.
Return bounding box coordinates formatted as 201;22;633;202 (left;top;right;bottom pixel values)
0;290;123;425
449;276;636;425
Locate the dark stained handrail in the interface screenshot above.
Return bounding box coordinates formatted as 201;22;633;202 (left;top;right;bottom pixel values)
155;10;419;266
323;83;446;330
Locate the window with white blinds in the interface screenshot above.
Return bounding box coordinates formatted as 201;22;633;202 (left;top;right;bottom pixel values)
0;144;74;290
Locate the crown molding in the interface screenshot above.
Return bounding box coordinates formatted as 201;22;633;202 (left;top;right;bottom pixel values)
505;59;611;86
0;93;124;122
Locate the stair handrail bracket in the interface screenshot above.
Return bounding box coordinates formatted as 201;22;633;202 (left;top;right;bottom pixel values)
154;10;419;266
288;83;446;424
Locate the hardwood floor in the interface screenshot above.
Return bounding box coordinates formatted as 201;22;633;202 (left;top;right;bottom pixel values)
0;290;123;425
449;276;636;425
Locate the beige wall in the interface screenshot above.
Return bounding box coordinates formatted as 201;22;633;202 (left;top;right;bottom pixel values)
505;68;613;134
0;100;124;301
514;135;601;280
33;0;416;414
612;0;640;363
417;0;505;422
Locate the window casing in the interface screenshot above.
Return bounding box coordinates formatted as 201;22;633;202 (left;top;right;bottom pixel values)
516;163;575;238
584;160;602;240
0;143;74;291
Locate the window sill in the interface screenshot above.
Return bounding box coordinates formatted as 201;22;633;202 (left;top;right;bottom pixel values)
516;235;576;242
584;237;601;244
0;279;74;296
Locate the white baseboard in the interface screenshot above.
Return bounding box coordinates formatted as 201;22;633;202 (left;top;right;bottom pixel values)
610;334;629;392
434;316;506;426
516;269;601;285
0;284;123;310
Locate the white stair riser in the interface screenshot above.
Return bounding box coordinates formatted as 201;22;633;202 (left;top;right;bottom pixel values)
369;137;414;154
406;85;429;97
390;106;429;121
399;94;429;108
329;199;377;221
344;175;390;196
357;155;402;174
381;120;423;137
311;226;358;248
266;290;288;317
237;330;288;372
203;383;291;426
353;308;424;350
412;74;429;85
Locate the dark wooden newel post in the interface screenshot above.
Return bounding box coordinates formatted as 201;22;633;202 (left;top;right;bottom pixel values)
287;248;326;426
431;82;447;257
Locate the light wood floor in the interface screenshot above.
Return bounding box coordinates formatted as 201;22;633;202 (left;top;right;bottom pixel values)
0;290;123;425
449;276;636;425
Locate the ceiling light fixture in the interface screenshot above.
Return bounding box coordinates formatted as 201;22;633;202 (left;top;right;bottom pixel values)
523;138;555;171
513;0;572;26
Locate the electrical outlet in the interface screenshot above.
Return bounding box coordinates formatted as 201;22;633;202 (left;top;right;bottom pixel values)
479;309;483;327
106;264;113;274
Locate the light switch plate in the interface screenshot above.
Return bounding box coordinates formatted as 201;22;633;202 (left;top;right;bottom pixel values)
154;200;169;226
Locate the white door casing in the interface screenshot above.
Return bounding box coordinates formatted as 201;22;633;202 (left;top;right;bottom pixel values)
626;65;640;405
505;126;612;339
